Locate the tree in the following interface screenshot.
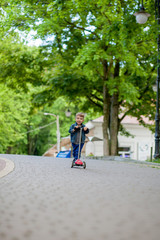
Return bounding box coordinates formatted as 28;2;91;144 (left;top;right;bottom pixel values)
2;0;157;156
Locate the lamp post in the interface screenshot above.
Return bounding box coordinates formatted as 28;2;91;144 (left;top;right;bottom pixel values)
134;0;160;158
44;113;60;153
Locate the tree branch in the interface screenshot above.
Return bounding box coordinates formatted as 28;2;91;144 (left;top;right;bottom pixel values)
101;12;112;25
86;95;103;109
119;68;156;123
64;19;100;39
90;93;103;103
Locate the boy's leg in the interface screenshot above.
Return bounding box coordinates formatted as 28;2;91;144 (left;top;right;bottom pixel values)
72;143;84;161
72;143;79;161
79;143;84;158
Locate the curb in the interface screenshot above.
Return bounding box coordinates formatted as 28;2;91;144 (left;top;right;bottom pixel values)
85;156;160;168
0;158;15;178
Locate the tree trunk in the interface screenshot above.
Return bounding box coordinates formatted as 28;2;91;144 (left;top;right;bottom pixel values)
110;92;119;155
6;146;12;154
110;61;120;155
103;84;110;156
27;131;32;155
102;60;110;156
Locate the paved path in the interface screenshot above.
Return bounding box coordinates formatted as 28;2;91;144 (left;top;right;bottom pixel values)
0;158;6;171
0;154;160;240
0;157;14;178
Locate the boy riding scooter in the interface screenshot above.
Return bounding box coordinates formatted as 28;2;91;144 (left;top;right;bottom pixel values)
69;112;89;168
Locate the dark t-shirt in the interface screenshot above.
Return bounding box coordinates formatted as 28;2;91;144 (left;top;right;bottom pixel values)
74;130;82;144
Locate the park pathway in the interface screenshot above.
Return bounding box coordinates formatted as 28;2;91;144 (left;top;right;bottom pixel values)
0;154;160;240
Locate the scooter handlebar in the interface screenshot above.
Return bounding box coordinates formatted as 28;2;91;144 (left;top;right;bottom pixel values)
74;126;84;131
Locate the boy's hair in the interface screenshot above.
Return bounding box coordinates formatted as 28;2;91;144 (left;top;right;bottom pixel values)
76;112;85;118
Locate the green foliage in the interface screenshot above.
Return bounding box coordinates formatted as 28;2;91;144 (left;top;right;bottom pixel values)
0;84;30;152
0;40;47;91
2;1;156;110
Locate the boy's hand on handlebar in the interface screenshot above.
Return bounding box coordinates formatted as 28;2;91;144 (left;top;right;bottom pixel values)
73;126;80;131
73;126;88;132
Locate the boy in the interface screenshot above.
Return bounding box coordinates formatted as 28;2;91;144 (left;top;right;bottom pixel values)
69;112;89;162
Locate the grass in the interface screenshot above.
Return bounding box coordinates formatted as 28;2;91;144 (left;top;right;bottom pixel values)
147;158;160;163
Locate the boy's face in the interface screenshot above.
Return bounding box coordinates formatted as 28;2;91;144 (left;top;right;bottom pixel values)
76;115;84;125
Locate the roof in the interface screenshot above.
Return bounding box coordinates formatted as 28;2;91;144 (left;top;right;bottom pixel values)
88;136;103;141
92;115;154;125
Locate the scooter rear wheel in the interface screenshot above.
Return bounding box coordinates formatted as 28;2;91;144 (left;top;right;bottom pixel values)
83;161;86;169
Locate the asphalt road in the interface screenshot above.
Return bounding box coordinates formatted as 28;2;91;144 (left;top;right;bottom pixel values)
0;154;160;240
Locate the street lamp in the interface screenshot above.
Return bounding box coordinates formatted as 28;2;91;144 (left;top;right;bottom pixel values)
133;0;150;24
65;109;72;117
134;0;160;158
44;113;60;153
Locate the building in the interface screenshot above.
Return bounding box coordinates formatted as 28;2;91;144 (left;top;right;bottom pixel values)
85;116;154;161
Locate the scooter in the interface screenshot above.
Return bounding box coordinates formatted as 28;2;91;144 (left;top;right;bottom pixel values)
71;127;86;169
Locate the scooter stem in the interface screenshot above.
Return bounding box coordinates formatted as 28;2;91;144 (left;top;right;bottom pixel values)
78;127;82;159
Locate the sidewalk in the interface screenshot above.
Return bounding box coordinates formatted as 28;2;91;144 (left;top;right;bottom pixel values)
86;155;160;168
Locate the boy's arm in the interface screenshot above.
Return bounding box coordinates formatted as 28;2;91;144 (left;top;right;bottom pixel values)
69;125;74;134
69;124;77;133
